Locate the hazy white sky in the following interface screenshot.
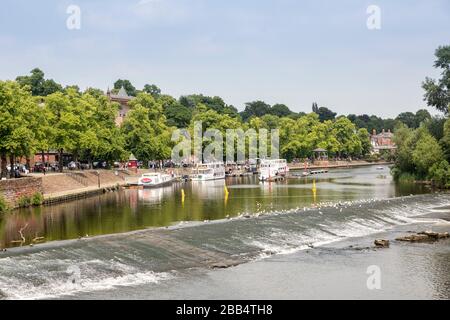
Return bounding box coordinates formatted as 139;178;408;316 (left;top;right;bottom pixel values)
1;0;449;117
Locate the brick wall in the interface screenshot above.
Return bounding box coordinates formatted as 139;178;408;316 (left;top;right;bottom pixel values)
0;177;43;207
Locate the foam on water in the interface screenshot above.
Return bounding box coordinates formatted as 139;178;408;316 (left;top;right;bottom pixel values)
243;194;450;257
0;256;173;300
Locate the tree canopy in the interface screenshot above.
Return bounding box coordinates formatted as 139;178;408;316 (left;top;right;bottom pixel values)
422;45;450;114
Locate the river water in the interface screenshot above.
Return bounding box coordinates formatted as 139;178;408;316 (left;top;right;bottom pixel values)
0;165;449;300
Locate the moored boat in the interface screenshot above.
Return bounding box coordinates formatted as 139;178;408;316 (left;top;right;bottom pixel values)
138;173;177;188
259;159;289;181
191;162;226;181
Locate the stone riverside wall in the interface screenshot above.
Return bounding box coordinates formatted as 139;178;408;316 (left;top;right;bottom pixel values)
0;177;43;207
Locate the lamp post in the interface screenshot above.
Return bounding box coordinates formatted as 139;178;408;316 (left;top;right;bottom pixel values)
96;170;100;188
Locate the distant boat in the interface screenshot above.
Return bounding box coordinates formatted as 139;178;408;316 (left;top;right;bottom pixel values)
259;159;289;181
138;173;177;188
376;166;384;170
310;169;328;175
191;162;226;181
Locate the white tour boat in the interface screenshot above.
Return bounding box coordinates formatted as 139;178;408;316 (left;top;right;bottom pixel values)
138;172;176;188
191;162;226;181
259;159;289;181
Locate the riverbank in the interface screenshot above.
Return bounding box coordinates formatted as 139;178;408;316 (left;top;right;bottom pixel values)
289;160;393;171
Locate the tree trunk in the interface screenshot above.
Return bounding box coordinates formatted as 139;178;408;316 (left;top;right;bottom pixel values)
41;150;46;167
59;149;64;173
88;153;93;170
26;156;31;172
9;154;15;178
0;153;6;179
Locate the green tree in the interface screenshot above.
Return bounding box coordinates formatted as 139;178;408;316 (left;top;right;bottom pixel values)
240;101;271;122
78;93;127;165
396;112;417;128
412;131;443;177
331;117;362;156
159;95;193;128
422;45;450;114
0;81;40;177
143;84;161;98
415;109;432;126
270;104;292;117
428;160;450;188
16;68;62;96
122;93;173;161
313;105;337;122
441;118;450;162
357;128;372;156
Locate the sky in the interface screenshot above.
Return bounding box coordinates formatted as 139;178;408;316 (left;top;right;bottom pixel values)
0;0;449;118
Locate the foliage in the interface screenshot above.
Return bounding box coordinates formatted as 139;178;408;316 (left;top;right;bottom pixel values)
395;109;432;129
16;68;63;96
17;195;31;208
143;84;161;98
357;128;372;156
31;192;44;206
121;93;173;161
412;131;443;177
422;45;450;114
441;117;450;162
312;103;336;122
0;194;9;213
428;160;450;188
240;101;271;122
0;81;41;171
392;125;445;180
347;114;399;133
160;95;192;128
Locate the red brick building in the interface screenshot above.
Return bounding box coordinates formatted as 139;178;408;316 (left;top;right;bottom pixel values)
370;129;396;154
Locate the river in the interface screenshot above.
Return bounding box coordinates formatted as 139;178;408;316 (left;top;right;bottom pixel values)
0;165;449;300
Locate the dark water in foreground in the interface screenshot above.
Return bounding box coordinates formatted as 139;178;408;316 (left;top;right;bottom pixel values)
0;166;428;248
0;165;449;300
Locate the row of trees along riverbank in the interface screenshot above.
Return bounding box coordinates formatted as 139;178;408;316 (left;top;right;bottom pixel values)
1;45;448;180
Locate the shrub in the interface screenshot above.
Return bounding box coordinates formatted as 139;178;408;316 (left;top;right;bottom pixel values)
32;192;43;206
397;172;418;183
17;195;31;208
366;153;380;163
31;192;44;206
0;194;9;213
391;167;418;182
428;160;450;188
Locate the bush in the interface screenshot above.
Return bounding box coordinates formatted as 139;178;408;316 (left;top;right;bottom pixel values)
428;160;450;188
31;192;44;206
17;195;31;208
0;194;9;213
391;168;417;183
366;153;380;163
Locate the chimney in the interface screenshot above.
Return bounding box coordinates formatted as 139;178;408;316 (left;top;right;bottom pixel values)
382;129;385;134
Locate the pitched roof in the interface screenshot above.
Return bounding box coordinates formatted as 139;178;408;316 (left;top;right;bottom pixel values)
117;86;128;98
108;85;133;102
